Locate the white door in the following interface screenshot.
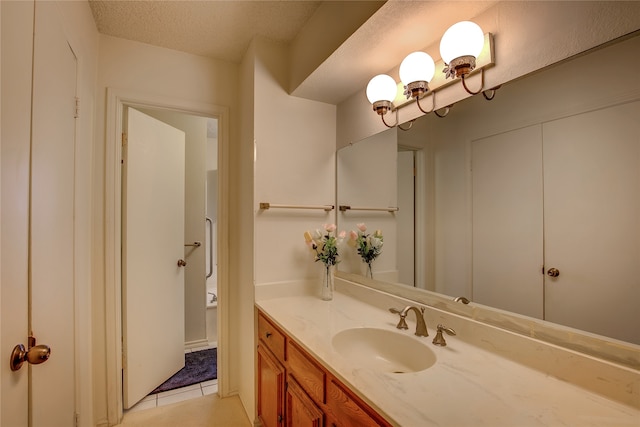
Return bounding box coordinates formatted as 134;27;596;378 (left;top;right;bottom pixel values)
122;108;186;408
1;1;77;425
543;101;640;344
472;125;544;318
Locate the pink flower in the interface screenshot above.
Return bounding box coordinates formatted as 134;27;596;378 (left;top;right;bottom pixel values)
324;223;337;232
338;230;346;239
357;223;367;232
349;230;358;240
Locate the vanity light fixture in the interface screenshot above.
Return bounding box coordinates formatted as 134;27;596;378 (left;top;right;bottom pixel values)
365;20;498;128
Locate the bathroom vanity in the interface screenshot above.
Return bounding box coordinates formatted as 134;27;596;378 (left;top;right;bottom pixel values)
257;309;392;426
255;279;640;426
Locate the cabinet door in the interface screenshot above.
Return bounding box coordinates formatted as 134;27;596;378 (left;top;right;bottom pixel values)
286;376;323;427
257;345;285;427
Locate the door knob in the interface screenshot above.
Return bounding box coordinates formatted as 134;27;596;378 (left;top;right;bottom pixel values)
10;336;51;371
547;268;560;277
177;259;187;267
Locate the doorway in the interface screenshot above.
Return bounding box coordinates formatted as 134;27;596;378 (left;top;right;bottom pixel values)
124;107;220;411
104;88;230;424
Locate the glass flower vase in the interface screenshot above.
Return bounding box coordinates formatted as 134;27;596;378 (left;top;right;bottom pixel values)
321;265;334;301
361;261;373;279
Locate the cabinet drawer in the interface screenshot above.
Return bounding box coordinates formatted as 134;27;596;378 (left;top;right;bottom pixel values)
327;378;391;427
258;312;286;362
288;340;325;404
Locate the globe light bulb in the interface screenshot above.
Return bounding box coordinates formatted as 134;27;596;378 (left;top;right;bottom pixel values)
366;74;398;104
399;52;435;86
439;21;484;64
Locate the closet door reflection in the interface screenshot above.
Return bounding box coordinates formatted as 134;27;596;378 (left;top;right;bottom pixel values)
543;101;640;344
472;101;640;344
472;125;544;319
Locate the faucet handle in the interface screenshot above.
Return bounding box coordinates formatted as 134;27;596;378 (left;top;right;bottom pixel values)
432;324;456;346
389;308;409;330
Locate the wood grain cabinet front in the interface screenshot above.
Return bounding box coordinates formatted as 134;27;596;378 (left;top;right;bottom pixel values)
256;308;391;427
286;375;323;427
326;378;391;427
257;344;285;427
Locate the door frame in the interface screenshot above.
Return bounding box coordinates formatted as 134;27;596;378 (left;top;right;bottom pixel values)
104;88;230;423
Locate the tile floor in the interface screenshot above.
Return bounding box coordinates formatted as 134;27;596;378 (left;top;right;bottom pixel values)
117;393;250;427
126;344;218;414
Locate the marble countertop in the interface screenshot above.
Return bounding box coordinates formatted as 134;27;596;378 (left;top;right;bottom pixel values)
255;284;640;427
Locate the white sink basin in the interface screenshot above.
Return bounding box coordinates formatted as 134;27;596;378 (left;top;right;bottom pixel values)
331;328;437;374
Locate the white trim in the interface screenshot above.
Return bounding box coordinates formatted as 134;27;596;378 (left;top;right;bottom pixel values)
184;339;210;350
413;148;426;290
104;88;230;425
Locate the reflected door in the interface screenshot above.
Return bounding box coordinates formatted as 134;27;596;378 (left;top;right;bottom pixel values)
473;102;640;343
472;125;544;318
543;101;640;344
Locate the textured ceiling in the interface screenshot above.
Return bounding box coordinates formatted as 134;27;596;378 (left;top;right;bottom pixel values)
89;0;323;63
89;0;498;104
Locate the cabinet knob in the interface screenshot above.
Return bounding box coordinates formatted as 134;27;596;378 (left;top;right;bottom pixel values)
265;332;272;338
547;267;560;277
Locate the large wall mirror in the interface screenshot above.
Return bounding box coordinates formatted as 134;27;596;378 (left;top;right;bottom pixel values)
337;32;640;353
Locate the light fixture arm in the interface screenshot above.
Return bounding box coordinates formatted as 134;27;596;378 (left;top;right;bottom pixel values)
460;67;485;95
380;111;398;129
482;85;501;100
398;119;414;131
380;108;413;131
434;105;451;118
415;91;436;114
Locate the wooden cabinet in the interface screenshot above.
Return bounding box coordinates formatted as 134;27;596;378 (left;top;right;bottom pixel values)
286;376;323;427
257;345;285;427
326;378;389;427
256;309;392;427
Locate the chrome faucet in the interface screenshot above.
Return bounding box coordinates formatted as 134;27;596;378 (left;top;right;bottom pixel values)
389;306;429;337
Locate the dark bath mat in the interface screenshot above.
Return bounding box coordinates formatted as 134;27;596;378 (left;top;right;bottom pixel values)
150;348;217;394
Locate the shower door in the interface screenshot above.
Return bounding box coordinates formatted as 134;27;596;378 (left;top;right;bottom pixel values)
122;108;186;408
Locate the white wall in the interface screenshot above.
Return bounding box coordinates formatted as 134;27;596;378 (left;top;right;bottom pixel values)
93;35;242;425
253;38;337;288
241;36;336;421
236;37;256;423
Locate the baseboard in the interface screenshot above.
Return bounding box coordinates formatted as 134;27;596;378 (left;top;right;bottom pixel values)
184;339;209;350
